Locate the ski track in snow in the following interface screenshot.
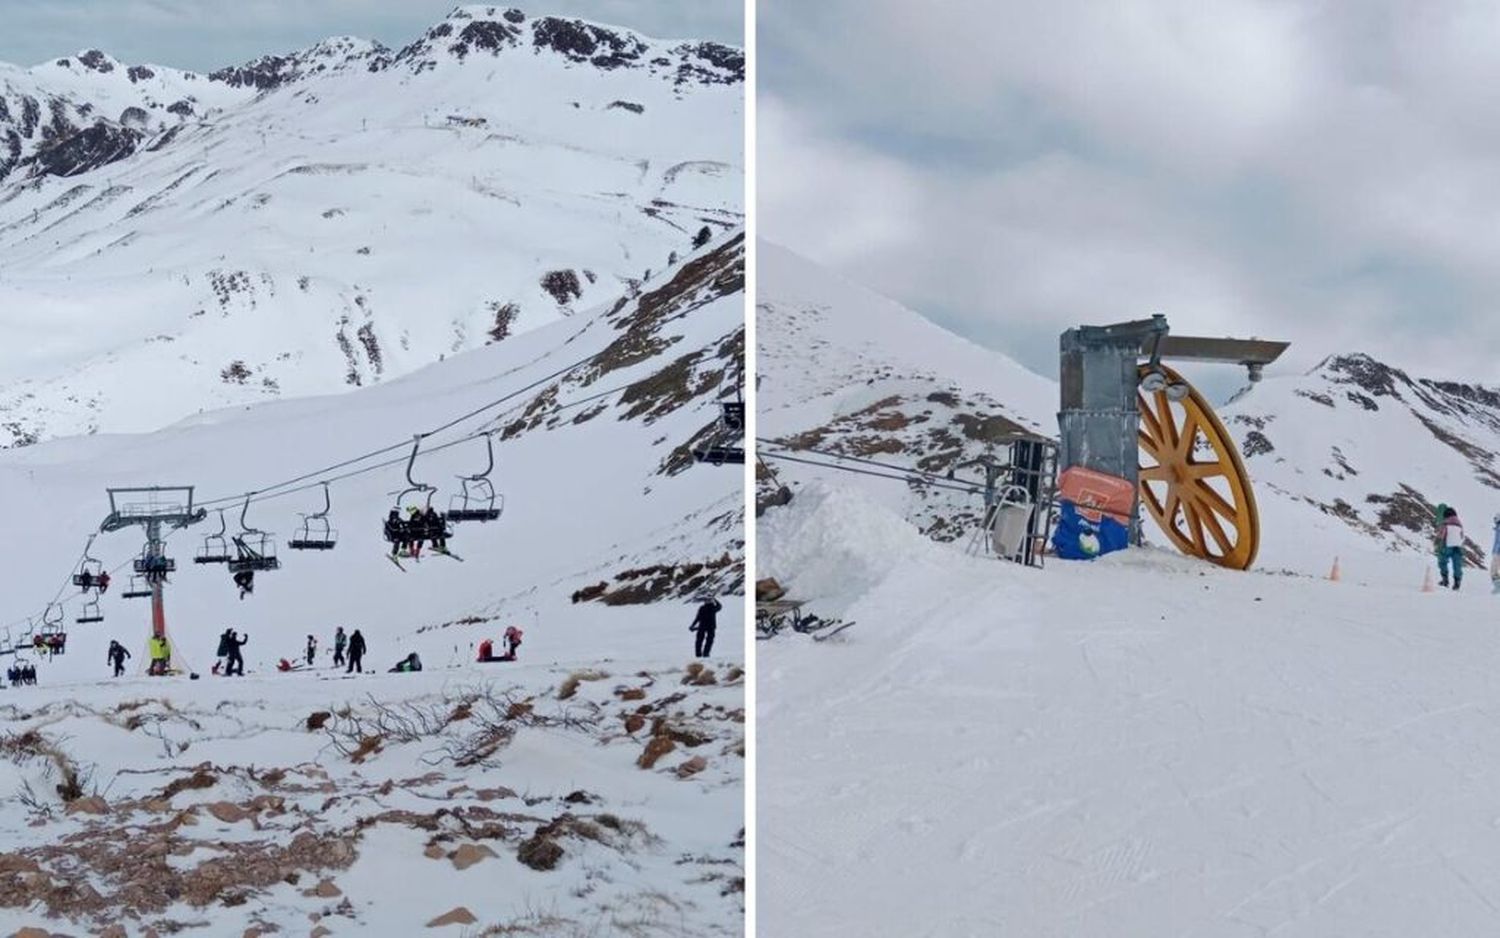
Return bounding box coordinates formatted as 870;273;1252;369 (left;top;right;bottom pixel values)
759;485;1500;937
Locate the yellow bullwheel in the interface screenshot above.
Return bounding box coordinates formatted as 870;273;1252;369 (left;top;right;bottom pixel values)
1136;364;1260;570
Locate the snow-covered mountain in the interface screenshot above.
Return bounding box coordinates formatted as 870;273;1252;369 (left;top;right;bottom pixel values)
0;5;743;446
0;228;745;933
760;242;1500;581
1222;353;1500;575
757;242;1054;540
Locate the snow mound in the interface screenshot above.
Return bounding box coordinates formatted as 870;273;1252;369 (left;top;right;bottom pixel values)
758;482;943;614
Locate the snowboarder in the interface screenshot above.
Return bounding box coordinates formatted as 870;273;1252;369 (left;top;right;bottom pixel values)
225;631;248;676
690;597;721;658
346;629;366;674
107;640;130;677
333;627;347;667
148;635;171;676
389;652;423;673
305;635;317;667
1438;507;1465;590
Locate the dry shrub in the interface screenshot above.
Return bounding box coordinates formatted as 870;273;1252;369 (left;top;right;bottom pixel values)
306;711;331;731
516;834;564;871
637;736;675;769
557;669;609;701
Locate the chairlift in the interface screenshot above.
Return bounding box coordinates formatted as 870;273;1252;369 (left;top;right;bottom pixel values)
447;432;504;523
692;399;746;466
121;575;153;599
384;436;452;549
195;510;234;564
133;542;176;583
38;605;66;652
288;482;339;550
0;628;13;657
228;494;281;573
71;534;106;590
75;595;103;625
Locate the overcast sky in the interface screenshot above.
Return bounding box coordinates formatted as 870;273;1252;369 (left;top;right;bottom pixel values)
760;0;1500;400
0;1;741;72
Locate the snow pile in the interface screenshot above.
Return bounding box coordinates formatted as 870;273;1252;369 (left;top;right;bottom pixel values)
757;482;952;615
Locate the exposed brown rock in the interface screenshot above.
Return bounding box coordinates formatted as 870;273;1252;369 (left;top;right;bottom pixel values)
426;905;478;927
449;843;497;870
65;795;108;815
675;756;708;779
638;735;675;769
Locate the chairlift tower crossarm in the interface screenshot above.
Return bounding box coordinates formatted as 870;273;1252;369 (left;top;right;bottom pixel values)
98;486;206;644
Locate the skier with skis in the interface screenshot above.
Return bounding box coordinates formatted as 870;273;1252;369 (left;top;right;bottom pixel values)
424;505;448;554
107;640;130;677
305;635;317;667
1438;506;1466;590
333;627;347;667
690;597;722;658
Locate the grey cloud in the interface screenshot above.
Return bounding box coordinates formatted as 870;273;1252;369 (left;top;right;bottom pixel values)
761;0;1500;398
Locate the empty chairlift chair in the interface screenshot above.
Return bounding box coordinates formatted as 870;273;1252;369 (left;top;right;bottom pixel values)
288;482;339;551
195;510;234;564
447;433;504;523
693;400;745;466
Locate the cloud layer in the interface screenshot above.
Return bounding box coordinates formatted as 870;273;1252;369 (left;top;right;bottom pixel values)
760;0;1500;391
0;0;742;72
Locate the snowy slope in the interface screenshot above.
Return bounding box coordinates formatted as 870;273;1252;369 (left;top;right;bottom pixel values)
1222;353;1500;581
759;485;1500;938
0;230;745;933
0;5;743;446
756;242;1054;539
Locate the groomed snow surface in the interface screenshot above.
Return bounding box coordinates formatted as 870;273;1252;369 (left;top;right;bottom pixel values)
760;484;1500;937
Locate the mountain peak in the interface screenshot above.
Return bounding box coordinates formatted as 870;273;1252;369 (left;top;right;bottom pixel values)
1314;352;1411;398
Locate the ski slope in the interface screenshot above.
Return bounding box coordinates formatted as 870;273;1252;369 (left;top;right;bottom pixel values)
0;230;745;934
760;484;1500;937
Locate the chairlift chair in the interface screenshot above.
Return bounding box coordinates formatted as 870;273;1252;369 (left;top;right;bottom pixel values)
71;534;106;590
288;482;339;550
195;510;234;564
692;399;746;466
228;495;281;572
75;595;103;625
447;433;504;523
385;436;453;547
133;544;177;583
121;575;153;599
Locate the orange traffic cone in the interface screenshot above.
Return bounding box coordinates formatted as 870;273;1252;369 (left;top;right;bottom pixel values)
1421;567;1435;593
1328;557;1341;582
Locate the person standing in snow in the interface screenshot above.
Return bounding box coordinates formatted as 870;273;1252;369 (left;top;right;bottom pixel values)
1438;506;1466;590
346;629;366;674
107;640;130;677
226;631;248;676
305;635;317;667
333;627;347;667
148;635;171;676
690;597;721;658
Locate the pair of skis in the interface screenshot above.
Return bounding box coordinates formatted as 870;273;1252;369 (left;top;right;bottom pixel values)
386;547;464;572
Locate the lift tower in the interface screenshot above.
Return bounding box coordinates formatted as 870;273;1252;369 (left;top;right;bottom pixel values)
100;487;207;651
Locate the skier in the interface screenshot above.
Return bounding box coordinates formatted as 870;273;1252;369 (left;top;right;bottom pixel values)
406;505;425;559
233;569;255;599
424;506;448;554
107;640;130;677
1492;514;1500;594
346;629;366;674
690;596;721;658
385;508;404;557
1438;506;1466;590
333;627;347;667
226;630;248;676
148;635;171;676
389;652;423;673
305;635;317;667
502;625;522;661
